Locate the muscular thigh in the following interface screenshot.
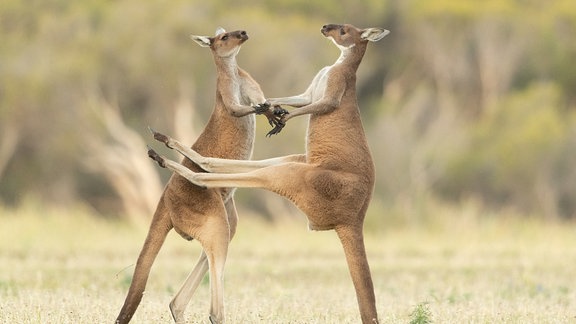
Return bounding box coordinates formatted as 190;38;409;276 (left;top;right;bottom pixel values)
266;164;368;229
165;185;229;242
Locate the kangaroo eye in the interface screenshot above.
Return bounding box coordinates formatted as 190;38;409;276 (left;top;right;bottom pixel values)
340;28;346;35
221;35;228;40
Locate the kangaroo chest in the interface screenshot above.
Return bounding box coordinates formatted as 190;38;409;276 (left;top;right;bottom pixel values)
310;66;332;102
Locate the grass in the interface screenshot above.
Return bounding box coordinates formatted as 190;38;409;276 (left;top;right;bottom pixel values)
409;302;432;324
1;202;576;323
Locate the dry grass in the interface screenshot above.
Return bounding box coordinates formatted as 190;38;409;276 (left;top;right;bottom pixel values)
1;202;575;323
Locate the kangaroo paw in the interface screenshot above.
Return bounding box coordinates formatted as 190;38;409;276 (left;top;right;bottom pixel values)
252;102;271;114
266;121;285;137
272;105;289;117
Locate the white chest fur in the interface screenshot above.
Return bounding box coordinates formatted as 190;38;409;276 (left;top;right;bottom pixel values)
310;66;331;102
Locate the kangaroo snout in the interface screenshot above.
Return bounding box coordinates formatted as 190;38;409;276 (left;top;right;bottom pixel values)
238;30;248;40
321;24;340;35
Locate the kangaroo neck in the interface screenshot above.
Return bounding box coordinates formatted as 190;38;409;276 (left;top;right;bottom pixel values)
214;56;239;78
334;42;367;71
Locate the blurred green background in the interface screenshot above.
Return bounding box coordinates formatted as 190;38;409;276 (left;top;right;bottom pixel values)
2;0;576;225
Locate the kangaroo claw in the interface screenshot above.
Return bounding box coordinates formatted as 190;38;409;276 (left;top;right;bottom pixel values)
266;120;285;137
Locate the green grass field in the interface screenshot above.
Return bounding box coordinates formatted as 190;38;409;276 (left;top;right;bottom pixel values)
1;203;575;323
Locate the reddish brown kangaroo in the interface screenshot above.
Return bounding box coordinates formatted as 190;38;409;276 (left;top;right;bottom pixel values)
148;24;389;323
115;27;286;324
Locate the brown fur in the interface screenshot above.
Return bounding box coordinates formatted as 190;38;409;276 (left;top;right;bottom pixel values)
147;24;389;323
115;28;281;324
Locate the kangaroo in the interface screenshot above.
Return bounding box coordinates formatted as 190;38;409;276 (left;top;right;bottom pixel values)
115;28;287;324
147;24;389;323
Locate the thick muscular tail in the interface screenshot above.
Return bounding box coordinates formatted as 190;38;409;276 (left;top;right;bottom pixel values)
115;201;173;324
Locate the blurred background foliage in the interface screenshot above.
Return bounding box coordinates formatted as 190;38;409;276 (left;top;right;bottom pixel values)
1;0;576;224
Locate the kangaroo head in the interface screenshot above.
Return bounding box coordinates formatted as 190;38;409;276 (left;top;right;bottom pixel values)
191;27;249;58
321;24;389;49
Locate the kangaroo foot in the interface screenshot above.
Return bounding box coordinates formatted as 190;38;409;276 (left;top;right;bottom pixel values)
147;146;166;168
209;315;222;324
148;126;173;148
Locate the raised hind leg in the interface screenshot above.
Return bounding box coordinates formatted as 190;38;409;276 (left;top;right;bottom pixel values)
147;148;312;191
169;198;239;323
148;128;305;173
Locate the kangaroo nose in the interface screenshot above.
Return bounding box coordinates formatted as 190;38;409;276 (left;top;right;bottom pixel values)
238;30;248;40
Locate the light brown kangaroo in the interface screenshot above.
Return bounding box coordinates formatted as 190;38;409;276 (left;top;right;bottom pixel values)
115;28;286;324
147;24;389;324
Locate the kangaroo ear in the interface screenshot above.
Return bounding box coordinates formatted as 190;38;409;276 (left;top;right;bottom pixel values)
361;28;390;42
215;27;226;36
190;35;212;47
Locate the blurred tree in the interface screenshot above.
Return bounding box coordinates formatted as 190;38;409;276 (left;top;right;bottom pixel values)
1;0;576;222
81;96;164;223
437;83;572;218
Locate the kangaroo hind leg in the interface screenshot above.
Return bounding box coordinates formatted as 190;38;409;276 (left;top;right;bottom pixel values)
169;250;209;323
169;198;239;323
115;200;173;324
335;224;378;324
195;207;232;324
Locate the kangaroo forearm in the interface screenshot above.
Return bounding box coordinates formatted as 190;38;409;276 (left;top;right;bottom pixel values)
268;95;311;107
285;100;338;121
228;104;257;117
